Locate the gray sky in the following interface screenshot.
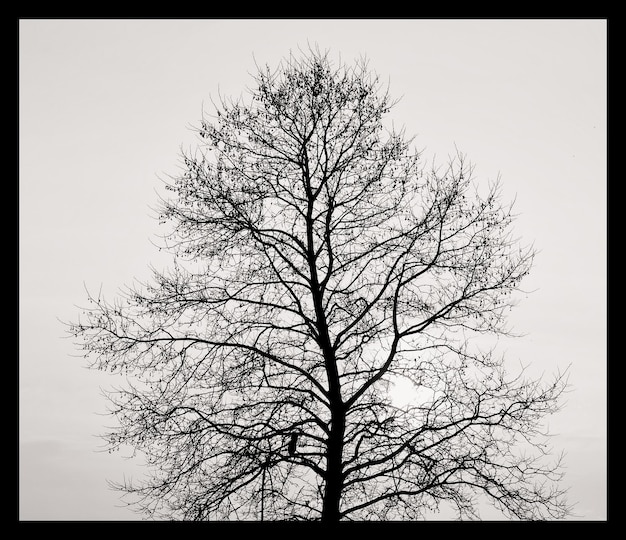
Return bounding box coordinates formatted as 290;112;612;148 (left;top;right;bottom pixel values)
19;19;607;520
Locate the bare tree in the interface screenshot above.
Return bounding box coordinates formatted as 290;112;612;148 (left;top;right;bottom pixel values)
69;49;571;521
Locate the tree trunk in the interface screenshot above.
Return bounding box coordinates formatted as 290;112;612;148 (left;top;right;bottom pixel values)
321;407;345;522
303;165;346;521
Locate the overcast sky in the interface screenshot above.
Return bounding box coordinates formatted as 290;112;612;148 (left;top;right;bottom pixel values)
19;19;607;520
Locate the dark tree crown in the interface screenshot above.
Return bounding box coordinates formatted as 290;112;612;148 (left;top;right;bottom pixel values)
69;48;571;521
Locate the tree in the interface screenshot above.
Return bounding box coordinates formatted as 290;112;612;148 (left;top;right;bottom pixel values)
69;49;571;521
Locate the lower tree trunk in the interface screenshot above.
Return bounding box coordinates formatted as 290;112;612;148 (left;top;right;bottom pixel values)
321;410;345;522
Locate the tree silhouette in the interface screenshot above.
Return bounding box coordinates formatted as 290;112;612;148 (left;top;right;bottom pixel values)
69;49;571;521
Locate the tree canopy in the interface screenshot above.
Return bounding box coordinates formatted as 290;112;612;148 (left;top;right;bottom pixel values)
70;49;570;521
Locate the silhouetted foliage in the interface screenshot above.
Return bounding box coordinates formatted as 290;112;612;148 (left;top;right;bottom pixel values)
69;48;570;521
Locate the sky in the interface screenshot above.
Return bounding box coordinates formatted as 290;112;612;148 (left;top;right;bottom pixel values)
19;19;607;521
